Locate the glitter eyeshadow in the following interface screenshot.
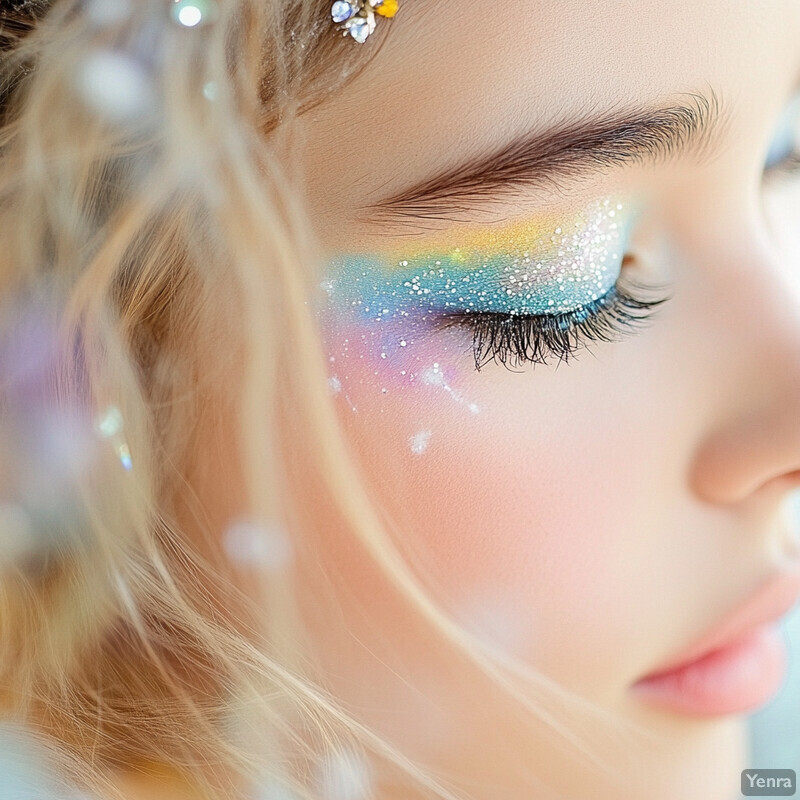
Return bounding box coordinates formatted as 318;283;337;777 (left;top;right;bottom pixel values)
322;196;633;321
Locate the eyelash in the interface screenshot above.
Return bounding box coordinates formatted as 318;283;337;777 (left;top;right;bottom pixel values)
434;274;672;372
763;132;800;178
764;149;800;178
766;149;800;178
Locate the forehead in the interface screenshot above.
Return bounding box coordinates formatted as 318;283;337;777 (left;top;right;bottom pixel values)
300;0;800;234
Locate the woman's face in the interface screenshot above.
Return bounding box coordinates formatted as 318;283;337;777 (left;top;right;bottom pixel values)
284;2;800;798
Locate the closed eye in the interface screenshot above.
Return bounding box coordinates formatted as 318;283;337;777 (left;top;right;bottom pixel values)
432;272;673;373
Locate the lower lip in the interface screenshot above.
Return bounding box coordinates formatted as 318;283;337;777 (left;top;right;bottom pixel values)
630;624;788;717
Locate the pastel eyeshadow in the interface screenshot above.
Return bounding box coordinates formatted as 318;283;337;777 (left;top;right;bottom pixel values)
322;196;632;320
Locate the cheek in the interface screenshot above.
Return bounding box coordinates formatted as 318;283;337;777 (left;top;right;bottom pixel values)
319;313;647;699
322;308;481;419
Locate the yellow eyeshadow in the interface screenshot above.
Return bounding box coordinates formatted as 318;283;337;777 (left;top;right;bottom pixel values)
380;213;559;267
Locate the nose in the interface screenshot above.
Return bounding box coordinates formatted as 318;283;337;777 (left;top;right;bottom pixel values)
686;197;800;508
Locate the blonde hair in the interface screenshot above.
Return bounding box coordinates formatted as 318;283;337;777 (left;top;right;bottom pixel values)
0;2;657;798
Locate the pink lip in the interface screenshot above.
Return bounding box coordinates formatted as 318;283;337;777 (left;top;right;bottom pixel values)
631;568;800;716
630;623;788;716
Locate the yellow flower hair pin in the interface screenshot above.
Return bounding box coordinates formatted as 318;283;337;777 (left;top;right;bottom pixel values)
330;0;398;43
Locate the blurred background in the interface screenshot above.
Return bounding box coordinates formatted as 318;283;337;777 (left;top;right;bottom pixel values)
746;599;800;781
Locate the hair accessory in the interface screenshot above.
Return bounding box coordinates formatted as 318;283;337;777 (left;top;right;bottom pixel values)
330;0;398;44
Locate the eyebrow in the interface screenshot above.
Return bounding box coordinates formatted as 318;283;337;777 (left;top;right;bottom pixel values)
362;88;728;227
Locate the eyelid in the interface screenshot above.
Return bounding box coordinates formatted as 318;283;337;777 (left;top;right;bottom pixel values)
324;196;636;320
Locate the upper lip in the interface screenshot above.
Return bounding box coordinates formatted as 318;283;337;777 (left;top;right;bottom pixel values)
637;567;800;680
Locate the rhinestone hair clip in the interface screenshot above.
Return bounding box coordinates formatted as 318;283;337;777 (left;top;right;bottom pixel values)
330;0;398;43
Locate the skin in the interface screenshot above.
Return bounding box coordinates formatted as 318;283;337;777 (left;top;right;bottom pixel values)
287;1;800;798
121;0;800;798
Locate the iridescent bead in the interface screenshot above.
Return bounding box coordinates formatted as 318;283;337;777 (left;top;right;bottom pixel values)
347;16;373;42
331;1;354;23
170;0;217;28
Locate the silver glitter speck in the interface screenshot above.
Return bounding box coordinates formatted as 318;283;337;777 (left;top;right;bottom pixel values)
409;430;431;455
